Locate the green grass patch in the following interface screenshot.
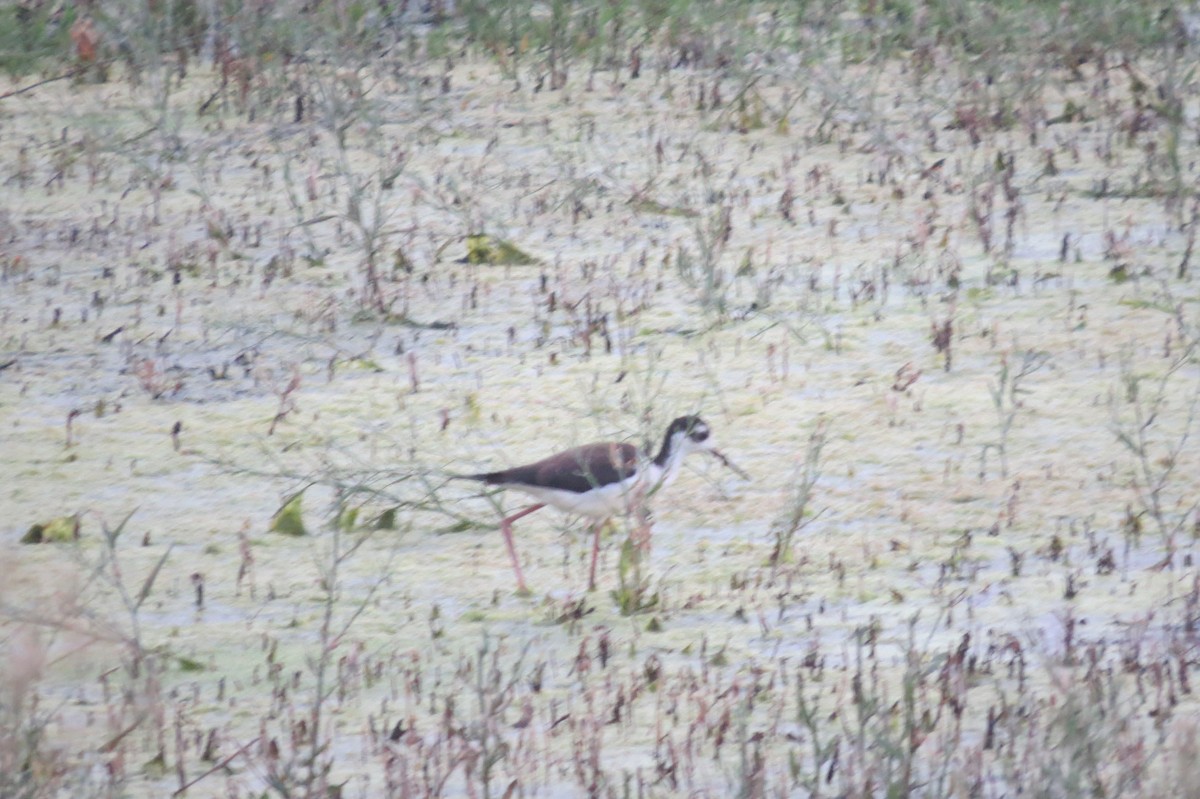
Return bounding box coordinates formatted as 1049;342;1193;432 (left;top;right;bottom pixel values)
0;4;75;78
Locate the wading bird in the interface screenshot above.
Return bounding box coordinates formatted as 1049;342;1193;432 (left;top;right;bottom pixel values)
459;415;747;592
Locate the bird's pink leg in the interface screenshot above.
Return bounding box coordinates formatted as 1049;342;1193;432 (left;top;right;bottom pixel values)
634;513;652;551
587;520;607;592
631;495;653;551
500;503;545;593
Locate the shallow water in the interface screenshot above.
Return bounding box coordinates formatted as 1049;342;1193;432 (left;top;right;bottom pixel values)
2;50;1199;797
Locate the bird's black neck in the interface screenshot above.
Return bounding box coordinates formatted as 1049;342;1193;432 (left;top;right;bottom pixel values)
652;429;677;467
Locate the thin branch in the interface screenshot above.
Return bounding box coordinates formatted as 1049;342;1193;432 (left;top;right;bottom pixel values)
0;66;89;100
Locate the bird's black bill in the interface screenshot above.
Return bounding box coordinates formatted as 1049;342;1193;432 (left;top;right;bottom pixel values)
709;448;750;480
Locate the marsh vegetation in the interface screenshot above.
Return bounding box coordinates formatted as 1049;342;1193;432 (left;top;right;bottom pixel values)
2;1;1199;796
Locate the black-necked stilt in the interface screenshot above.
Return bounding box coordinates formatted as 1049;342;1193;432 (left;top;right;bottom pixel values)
459;415;747;592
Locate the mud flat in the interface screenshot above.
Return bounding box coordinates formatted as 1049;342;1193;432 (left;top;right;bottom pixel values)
2;10;1199;797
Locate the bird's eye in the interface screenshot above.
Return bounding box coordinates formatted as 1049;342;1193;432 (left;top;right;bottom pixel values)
692;427;709;441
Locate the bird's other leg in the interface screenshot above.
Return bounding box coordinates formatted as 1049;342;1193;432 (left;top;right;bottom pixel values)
632;500;653;551
587;518;609;592
500;503;545;593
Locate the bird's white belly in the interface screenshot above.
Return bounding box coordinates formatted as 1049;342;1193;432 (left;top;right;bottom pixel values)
507;476;643;519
